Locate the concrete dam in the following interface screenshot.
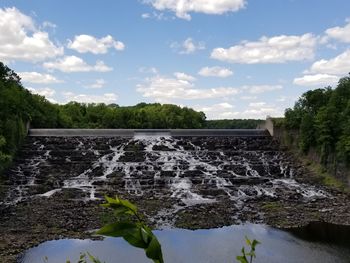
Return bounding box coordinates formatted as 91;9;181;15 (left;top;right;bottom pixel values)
2;128;340;229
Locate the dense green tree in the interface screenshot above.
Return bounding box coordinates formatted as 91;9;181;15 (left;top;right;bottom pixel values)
284;74;350;166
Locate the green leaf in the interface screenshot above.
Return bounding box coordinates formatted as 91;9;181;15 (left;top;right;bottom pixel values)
246;252;256;258
123;228;148;249
145;236;164;263
245;236;251;246
251;239;260;249
102;196;137;215
140;227;151;244
105;195;120;205
113;206;134;216
236;256;248;263
77;252;86;263
87;252;103;263
119;199;138;214
96;222;138;237
97;221;148;248
97;197;164;263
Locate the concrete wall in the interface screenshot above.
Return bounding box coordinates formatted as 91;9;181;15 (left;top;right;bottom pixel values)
29;129;270;137
257;117;274;136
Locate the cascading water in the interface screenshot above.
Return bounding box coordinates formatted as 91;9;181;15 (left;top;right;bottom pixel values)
1;133;329;226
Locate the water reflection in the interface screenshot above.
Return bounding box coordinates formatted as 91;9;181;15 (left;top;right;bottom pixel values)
287;221;350;246
20;223;350;263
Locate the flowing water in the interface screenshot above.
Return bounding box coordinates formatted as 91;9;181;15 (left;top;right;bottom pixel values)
2;134;328;210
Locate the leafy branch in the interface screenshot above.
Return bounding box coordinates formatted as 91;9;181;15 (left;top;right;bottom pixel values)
96;196;164;263
236;236;260;263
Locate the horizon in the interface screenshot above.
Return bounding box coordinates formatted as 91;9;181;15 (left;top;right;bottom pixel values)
1;0;349;119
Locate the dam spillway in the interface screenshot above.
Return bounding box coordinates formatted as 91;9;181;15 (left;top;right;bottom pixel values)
1;129;332;228
2;128;350;262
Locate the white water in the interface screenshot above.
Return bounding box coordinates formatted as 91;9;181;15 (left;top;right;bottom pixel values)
2;135;329;217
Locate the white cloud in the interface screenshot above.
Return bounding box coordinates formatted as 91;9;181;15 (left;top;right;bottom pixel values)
294;50;350;87
139;67;158;74
194;102;239;119
145;0;246;20
240;102;283;119
43;56;113;73
198;66;233;78
242;107;282;119
244;85;283;94
0;7;63;62
141;12;170;20
19;72;63;84
86;79;106;89
325;20;350;43
240;95;257;100
67;34;125;54
174;72;196;81
249;102;266;108
171;38;205;54
308;50;350;75
62;92;118;104
28;87;56;102
218;111;240;119
142;13;151;19
196;102;234;112
42;21;57;29
136;74;239;101
195;101;283;119
293;74;339;87
276;96;287;102
211;33;317;64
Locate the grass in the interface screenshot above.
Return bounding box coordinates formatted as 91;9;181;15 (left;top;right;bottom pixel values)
261;201;282;212
277;130;349;193
305;160;347;191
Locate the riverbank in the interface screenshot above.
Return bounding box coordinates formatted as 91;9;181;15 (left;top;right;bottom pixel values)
1;174;350;262
1;135;350;262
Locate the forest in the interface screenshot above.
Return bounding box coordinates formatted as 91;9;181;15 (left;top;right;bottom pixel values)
284;75;350;166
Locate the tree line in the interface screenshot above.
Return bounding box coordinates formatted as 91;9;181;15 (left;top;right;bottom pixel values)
284;75;350;166
205;119;264;129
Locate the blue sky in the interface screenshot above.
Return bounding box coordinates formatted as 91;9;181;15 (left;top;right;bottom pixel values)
1;0;350;119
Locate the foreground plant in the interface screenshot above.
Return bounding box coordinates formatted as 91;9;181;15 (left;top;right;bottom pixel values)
96;196;164;263
236;236;260;263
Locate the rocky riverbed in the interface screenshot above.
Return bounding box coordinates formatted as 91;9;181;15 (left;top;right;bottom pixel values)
1;134;350;262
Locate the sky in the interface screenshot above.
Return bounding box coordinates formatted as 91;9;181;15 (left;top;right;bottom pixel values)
1;0;350;119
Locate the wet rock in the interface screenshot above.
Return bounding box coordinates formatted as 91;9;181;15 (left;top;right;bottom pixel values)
1;135;350;262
